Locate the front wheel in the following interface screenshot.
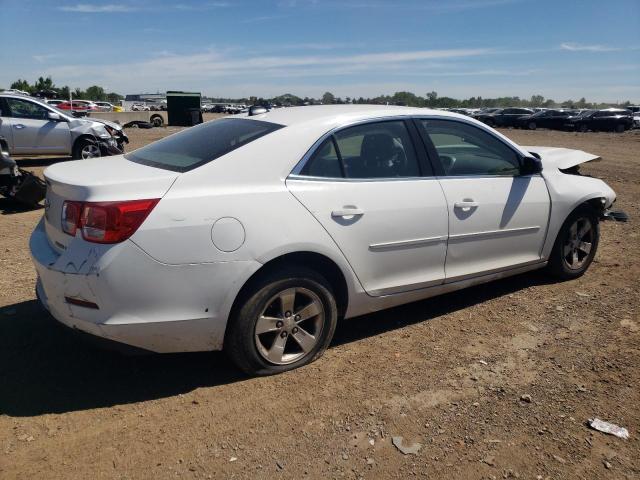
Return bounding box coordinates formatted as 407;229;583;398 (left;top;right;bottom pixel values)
528;121;537;130
578;124;588;133
225;268;338;376
547;205;599;280
72;138;101;160
614;124;625;133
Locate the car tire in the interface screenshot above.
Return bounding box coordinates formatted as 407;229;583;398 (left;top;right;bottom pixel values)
547;204;600;280
72;138;101;160
225;267;338;376
614;124;625;133
485;119;495;127
150;115;164;127
578;124;588;133
528;121;537;130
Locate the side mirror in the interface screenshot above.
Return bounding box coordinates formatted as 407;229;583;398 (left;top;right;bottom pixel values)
47;112;63;122
520;155;542;175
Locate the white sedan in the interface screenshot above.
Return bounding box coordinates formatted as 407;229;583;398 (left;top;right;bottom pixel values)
31;105;621;375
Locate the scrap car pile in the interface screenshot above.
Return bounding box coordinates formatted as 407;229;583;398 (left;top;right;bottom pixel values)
444;106;639;132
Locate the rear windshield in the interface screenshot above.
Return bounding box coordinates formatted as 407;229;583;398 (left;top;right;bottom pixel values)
125;118;284;172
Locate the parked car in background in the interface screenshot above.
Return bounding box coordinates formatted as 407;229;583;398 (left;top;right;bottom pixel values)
46;99;65;107
30;105;624;375
94;101;116;112
0;93;128;159
57;100;99;114
565;109;633;132
131;103;151;111
515;109;577;130
475;108;534;127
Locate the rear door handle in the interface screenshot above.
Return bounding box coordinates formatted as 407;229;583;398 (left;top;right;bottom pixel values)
331;207;364;217
454;200;479;209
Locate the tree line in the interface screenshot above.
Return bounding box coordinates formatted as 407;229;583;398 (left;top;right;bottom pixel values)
3;77;634;109
6;76;123;104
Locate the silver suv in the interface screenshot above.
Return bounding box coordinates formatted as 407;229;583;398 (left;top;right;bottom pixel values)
0;93;128;159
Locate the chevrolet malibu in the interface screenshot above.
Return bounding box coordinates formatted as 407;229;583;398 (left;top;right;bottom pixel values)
31;105;620;375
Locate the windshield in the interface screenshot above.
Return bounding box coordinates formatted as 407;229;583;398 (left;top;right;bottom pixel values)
125;118;284;172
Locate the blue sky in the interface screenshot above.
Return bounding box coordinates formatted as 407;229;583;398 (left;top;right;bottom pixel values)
1;0;639;101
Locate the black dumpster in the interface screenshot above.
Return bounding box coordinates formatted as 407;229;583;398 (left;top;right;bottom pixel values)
166;91;202;126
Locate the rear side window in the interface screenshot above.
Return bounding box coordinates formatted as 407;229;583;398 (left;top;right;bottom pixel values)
125;118;284;172
300;120;422;179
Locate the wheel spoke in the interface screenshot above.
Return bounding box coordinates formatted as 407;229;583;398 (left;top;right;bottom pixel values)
295;301;321;322
563;243;573;257
571;249;579;266
578;241;592;255
266;334;287;363
279;289;296;317
569;222;578;239
578;222;591;239
255;315;281;335
291;327;316;353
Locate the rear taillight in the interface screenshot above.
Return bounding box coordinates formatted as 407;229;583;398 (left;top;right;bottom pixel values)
61;199;159;243
62;201;82;236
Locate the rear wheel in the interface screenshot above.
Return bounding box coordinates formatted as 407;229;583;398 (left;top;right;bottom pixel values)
150;115;164;127
225;267;338;376
72;138;101;159
547;205;599;280
614;124;625;133
578;124;588;133
528;121;537;130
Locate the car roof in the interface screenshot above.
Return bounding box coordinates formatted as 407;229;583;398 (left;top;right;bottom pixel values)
238;104;461;127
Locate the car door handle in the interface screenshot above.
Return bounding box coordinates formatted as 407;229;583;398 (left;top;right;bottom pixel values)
13;124;26;129
454;200;479;209
331;207;364;217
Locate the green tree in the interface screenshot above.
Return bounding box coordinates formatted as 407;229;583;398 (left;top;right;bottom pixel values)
425;91;438;106
9;79;33;93
321;92;335;104
529;94;545;107
34;76;55;92
85;85;107;101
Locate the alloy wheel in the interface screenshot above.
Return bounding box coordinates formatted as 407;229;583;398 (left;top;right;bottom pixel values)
254;287;324;365
81;144;101;159
563;216;594;270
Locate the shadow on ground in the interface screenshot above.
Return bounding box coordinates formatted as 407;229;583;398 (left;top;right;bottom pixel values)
14;156;71;168
0;198;42;215
0;270;555;417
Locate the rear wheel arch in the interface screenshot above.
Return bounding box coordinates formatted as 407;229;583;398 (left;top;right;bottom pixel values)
228;251;349;326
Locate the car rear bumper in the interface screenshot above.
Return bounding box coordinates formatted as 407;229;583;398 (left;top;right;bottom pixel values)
30;218;261;353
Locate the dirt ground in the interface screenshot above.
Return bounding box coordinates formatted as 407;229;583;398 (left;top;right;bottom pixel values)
1;121;638;480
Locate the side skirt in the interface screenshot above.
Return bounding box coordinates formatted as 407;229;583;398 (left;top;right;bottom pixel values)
344;261;547;319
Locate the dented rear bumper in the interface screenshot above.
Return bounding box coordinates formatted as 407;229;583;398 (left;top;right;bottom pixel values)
30;218;260;353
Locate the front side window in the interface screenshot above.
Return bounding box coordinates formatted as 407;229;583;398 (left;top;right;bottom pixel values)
418;119;521;176
125;118;284;172
6;98;50;120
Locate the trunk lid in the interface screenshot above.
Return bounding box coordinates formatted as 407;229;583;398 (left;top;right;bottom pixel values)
43;155;178;252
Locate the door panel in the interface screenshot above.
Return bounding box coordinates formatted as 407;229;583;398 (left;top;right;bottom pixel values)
5;97;71;154
438;176;550;280
416;117;551;280
11;118;70;154
287;178;449;295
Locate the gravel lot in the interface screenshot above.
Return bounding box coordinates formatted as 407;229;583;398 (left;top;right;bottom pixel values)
1;121;638;479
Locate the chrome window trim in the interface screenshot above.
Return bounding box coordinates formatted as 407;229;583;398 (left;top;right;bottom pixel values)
289;114;534;181
287;174;437;183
